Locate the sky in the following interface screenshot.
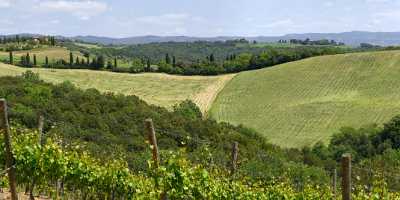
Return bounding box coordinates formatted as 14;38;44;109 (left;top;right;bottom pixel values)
0;0;400;37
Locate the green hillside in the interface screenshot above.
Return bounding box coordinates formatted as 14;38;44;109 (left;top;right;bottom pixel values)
210;50;400;148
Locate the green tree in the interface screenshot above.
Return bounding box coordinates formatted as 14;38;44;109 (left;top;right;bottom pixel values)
90;58;97;69
107;60;113;69
165;53;171;64
114;57;117;68
172;56;176;67
173;100;202;120
76;56;80;65
209;53;215;62
69;52;74;66
378;115;400;149
131;58;143;69
96;56;105;69
33;54;37;66
20;55;25;66
26;53;31;65
146;59;151;72
50;37;56;46
45;56;49;66
9;51;13;64
86;54;90;66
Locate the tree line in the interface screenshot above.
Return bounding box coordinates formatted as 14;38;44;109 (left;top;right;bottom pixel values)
0;35;56;52
278;38;346;46
10;51;111;70
0;35;56;45
62;40;400;75
10;44;347;75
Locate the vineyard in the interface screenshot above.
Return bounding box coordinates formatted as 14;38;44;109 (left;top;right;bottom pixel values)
210;50;400;148
1;99;400;199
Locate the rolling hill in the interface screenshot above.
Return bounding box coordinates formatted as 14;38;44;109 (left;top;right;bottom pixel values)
209;50;400;148
0;63;234;112
3;48;400;149
70;31;400;46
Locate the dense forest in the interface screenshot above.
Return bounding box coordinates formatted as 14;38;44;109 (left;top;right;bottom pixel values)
1;72;400;193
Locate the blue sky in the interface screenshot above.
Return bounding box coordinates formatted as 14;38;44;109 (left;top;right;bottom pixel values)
0;0;399;37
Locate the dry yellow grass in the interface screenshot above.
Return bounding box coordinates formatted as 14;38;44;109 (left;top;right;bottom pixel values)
0;63;234;111
193;74;236;114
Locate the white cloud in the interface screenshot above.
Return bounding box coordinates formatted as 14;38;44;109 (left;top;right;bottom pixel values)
365;0;392;3
136;13;189;26
0;19;13;25
256;19;294;29
374;10;400;18
50;19;60;24
165;27;188;35
323;1;334;7
37;0;108;20
0;0;11;8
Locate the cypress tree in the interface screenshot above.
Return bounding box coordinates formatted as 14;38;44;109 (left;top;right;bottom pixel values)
76;56;80;65
172;56;176;67
146;59;151;72
26;53;30;65
51;37;55;46
91;58;97;69
21;56;25;66
9;51;13;65
81;58;86;66
107;61;113;69
45;56;49;66
69;52;73;66
114;57;117;68
87;54;90;66
210;54;215;62
165;53;171;64
33;54;37;66
96;56;105;69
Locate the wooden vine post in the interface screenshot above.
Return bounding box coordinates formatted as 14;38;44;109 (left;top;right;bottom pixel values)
341;153;351;200
145;118;159;168
144;119;166;200
0;99;18;200
38;115;44;145
231;142;239;176
332;168;337;199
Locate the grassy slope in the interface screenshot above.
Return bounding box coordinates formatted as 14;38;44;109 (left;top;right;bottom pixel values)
0;63;234;111
210;50;400;148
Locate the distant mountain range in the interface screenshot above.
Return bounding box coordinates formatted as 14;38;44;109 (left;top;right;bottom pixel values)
3;31;400;46
71;31;400;46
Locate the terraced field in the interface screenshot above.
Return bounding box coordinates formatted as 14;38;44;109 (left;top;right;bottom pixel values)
210;51;400;148
0;63;234;111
